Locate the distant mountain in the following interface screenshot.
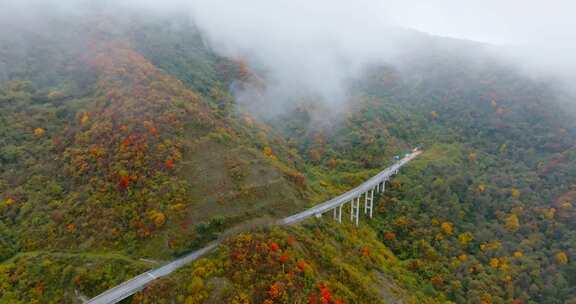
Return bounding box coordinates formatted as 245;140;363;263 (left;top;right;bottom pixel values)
1;5;575;304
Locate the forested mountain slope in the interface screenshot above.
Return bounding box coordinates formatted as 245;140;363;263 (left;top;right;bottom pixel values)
260;38;576;302
0;11;334;302
0;6;575;304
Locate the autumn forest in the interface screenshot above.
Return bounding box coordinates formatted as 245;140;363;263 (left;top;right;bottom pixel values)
0;2;575;304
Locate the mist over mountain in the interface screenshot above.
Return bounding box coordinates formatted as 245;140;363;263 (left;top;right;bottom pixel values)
3;0;575;117
0;1;575;303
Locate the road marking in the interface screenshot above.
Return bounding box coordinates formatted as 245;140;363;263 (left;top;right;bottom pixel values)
146;272;157;279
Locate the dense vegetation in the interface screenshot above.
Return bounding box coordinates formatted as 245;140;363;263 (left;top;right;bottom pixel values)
133;224;437;304
0;11;320;303
265;47;576;303
1;5;575;304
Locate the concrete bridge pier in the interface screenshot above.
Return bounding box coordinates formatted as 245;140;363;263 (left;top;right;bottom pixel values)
364;189;374;218
350;197;360;226
380;179;388;192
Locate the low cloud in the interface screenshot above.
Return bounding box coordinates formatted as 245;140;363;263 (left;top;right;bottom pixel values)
2;0;576;114
185;0;405;117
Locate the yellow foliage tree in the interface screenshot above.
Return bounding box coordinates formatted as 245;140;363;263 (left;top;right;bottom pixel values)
34;128;45;137
489;258;499;268
263;146;275;159
480;241;501;251
148;210;166;228
441;222;454;235
555;252;569;265
185;277;208;304
4;198;15;206
170;203;187;212
505;214;520;232
511;188;520;200
80;112;90;126
477;184;487;193
499;258;510;272
230;292;251;304
544;208;556;220
458;232;474;246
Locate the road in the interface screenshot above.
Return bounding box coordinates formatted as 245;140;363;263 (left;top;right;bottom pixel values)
86;151;420;304
281;151;421;225
86;243;218;304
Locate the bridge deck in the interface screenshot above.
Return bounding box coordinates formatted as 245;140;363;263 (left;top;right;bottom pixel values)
281;151;420;224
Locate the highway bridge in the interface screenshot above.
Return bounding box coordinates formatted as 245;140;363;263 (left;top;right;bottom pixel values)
281;151;421;225
86;151;421;304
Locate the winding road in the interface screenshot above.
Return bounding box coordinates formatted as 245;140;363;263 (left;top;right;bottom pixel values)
86;151;421;304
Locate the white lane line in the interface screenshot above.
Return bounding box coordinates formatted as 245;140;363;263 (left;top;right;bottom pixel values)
146;272;157;279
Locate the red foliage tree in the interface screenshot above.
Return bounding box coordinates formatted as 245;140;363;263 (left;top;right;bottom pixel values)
269;242;280;252
166;159;174;170
118;175;130;190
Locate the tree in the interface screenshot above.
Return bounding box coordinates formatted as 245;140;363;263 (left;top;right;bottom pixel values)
80;112;90;126
118;175;130;190
34;128;45;137
490;258;500;268
544;208;556;220
555;252;568;265
148;210;166;228
505;214;520;232
458;232;474;246
511;188;520;200
263;147;274;158
327;159;338;170
441;222;454;235
166;159;174;170
269;242;280;251
383;231;396;241
309;149;322;162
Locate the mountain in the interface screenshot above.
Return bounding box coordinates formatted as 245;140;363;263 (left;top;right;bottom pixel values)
1;5;575;304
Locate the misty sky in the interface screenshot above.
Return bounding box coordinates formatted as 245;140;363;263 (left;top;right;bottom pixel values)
128;0;576;47
3;0;576;108
181;0;576;109
386;1;576;46
6;0;576;45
